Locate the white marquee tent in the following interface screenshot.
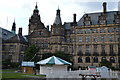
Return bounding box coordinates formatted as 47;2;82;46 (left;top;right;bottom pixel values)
36;56;72;75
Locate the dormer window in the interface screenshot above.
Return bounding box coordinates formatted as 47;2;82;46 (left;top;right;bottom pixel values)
83;14;92;26
114;12;120;24
3;32;7;36
98;14;107;24
38;31;42;35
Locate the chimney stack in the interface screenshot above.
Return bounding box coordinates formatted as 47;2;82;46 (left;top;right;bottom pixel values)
18;28;22;35
103;2;107;14
73;13;76;23
47;25;49;31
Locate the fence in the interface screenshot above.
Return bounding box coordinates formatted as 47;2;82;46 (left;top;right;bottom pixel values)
46;70;120;79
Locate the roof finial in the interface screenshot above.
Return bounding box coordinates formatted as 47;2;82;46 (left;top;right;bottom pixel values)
14;17;15;22
35;2;38;9
58;5;59;9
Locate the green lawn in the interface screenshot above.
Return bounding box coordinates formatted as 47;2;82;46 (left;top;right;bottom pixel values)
2;69;46;79
2;69;15;72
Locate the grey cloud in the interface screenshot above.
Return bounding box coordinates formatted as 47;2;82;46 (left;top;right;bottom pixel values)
74;2;118;13
22;3;32;12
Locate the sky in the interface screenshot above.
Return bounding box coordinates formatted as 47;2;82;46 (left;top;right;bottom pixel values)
0;0;119;35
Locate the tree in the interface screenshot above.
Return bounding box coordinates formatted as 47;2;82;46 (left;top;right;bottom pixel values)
54;51;73;63
42;51;73;63
24;44;39;62
42;52;53;60
99;59;112;68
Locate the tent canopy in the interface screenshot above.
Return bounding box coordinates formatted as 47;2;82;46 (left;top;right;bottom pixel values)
37;56;72;65
21;61;35;67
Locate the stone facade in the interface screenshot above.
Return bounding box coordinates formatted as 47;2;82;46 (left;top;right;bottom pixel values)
2;2;120;68
2;26;28;63
28;2;120;68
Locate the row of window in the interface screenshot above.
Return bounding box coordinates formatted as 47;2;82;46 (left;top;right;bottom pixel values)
78;57;117;63
83;13;120;25
77;27;120;34
78;52;117;56
78;36;120;42
78;44;120;56
31;42;49;49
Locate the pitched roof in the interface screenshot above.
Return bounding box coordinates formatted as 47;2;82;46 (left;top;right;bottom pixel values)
54;15;62;25
77;11;120;26
54;9;62;25
37;56;72;65
6;34;28;44
63;22;72;30
21;62;35;67
0;27;15;40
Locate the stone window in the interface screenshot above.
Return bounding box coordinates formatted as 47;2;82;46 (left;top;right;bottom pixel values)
86;36;90;42
85;29;91;34
109;36;113;42
109;45;114;55
98;15;106;24
93;57;98;63
86;57;90;63
77;30;83;34
66;38;70;42
38;31;42;35
85;45;91;56
101;36;105;42
108;28;114;32
118;45;120;56
10;45;16;50
2;45;5;50
78;45;83;56
93;36;98;42
44;43;48;49
118;36;120;42
78;57;83;63
114;12;120;24
115;27;120;32
110;57;115;63
101;45;107;56
83;14;91;26
78;37;82;42
100;28;105;33
101;57;106;61
77;50;83;56
92;29;97;33
93;45;99;56
118;57;120;63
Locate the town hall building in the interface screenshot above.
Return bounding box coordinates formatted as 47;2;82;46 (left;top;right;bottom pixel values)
2;2;120;68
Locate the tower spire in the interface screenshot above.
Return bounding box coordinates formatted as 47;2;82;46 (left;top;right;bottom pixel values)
58;5;59;10
54;7;62;25
11;18;16;34
35;2;38;9
14;17;15;23
33;2;39;14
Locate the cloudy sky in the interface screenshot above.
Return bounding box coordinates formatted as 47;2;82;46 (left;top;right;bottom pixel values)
0;0;119;35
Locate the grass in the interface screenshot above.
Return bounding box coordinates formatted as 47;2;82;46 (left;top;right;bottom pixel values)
2;69;15;72
2;69;46;79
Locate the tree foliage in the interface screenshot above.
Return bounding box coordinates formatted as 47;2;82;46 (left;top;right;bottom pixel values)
42;51;73;63
24;44;39;62
99;59;112;68
2;59;19;69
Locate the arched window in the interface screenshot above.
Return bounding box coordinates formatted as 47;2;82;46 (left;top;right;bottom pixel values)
78;57;83;63
86;57;90;63
77;50;83;56
101;57;106;61
118;57;120;63
93;57;98;63
110;57;115;63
